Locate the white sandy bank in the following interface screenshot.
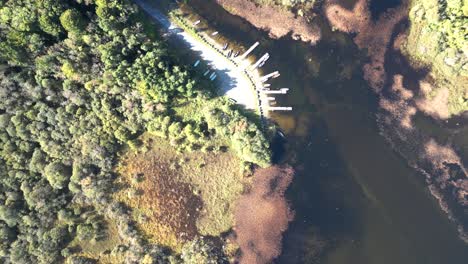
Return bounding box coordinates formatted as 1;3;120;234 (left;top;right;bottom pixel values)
135;0;259;111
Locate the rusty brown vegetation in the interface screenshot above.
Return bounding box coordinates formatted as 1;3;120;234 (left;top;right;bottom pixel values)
215;0;321;44
415;82;451;119
324;0;409;92
115;135;247;251
380;48;468;242
116;139;203;250
379;74;417;130
424;139;468;209
234;166;294;264
323;0;468;242
377;65;468;242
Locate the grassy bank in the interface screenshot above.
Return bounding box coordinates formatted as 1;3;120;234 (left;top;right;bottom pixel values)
404;0;467;116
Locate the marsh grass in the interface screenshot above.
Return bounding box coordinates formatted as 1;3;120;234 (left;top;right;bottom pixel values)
69;219;124;263
115;134;248;251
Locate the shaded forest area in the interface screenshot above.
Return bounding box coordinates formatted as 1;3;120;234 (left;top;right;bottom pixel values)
0;0;271;262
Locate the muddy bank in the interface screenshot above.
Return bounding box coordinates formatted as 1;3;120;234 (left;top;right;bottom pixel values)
213;0;321;44
322;0;468;242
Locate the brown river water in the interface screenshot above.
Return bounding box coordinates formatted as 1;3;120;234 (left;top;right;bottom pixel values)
153;0;468;263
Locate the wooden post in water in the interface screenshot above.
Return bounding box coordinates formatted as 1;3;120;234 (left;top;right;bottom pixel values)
239;42;260;60
260;71;279;82
267;107;293;111
262;88;289;94
251;53;269;69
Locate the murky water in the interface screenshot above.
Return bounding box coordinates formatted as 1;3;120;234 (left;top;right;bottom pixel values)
163;0;468;263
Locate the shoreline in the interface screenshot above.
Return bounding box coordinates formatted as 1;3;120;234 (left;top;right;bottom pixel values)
135;0;271;120
321;0;468;242
204;0;468;244
214;0;321;45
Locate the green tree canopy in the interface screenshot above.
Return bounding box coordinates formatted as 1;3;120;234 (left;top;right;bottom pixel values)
44;161;71;189
60;9;86;33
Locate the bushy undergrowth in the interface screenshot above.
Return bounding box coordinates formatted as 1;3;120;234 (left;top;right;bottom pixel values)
0;0;271;262
406;0;467;115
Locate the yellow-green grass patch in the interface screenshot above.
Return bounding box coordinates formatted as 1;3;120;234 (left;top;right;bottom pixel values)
115;134;248;252
68;219;124;263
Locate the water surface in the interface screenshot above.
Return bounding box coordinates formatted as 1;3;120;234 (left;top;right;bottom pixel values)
175;1;468;263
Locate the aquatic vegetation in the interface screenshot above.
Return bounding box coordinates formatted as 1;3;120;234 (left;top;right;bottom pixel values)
215;0;322;44
234;166;294;264
193;0;468;262
324;0;409;92
322;0;468;242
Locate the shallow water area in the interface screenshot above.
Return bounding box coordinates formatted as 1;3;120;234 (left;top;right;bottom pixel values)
158;0;468;263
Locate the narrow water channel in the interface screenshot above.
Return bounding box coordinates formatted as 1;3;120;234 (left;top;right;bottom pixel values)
173;1;468;263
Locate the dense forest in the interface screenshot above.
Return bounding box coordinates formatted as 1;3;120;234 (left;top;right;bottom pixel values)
0;0;271;262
